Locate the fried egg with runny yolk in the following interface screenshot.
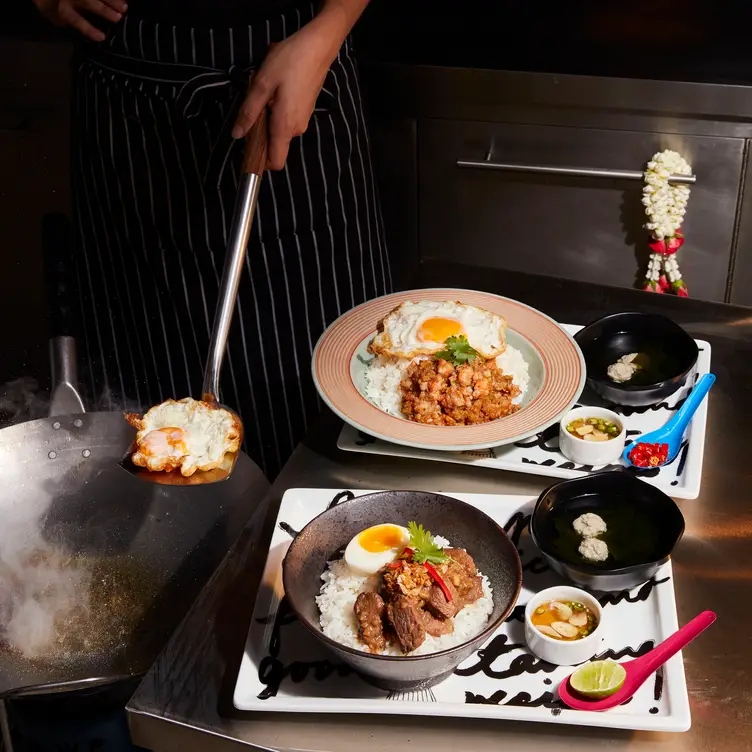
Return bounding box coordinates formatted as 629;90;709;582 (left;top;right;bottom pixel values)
368;300;507;360
343;524;410;575
126;398;242;476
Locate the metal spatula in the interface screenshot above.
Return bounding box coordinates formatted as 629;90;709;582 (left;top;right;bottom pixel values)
122;102;268;486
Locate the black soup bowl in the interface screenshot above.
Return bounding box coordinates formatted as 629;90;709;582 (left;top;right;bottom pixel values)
282;490;523;691
574;312;698;407
530;471;685;592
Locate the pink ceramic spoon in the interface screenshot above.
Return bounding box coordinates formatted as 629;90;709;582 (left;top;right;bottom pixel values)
559;610;716;711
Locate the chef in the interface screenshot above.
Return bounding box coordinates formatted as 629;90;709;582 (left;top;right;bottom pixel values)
31;0;391;478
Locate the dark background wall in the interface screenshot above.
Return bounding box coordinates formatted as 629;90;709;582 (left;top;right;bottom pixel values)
2;1;751;397
1;14;72;399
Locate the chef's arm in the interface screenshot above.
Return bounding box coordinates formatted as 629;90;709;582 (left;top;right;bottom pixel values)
314;0;371;58
232;0;371;169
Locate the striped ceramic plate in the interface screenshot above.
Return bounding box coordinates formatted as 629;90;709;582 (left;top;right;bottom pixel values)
312;289;585;451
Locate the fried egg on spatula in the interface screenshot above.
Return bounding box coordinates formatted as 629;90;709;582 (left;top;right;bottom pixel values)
125;398;242;477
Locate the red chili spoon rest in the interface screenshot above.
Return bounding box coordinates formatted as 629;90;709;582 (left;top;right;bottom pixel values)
558;610;716;711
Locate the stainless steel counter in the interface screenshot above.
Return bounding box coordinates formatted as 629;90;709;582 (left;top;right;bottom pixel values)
126;263;752;752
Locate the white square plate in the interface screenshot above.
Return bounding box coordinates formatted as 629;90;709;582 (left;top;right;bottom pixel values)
234;488;690;733
338;325;712;500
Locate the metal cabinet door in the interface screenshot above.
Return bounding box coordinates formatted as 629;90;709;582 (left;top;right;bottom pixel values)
418;120;743;302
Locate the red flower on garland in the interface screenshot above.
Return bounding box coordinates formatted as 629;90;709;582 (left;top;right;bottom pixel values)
648;230;684;256
674;280;689;297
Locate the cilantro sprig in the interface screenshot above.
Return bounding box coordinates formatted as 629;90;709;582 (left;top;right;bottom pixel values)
434;335;479;366
407;521;448;565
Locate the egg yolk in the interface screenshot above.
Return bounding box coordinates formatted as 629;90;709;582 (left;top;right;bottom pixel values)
141;427;187;455
358;525;406;553
417;317;464;344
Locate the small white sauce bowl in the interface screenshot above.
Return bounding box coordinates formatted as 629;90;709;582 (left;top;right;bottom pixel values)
524;586;604;666
559;406;626;466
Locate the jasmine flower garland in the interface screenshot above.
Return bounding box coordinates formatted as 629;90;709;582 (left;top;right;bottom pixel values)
641;150;692;296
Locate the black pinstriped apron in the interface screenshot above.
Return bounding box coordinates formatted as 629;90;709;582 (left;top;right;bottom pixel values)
71;3;392;478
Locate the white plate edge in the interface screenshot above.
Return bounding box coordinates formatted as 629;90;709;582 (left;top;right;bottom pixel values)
313;296;586;453
233;488;690;732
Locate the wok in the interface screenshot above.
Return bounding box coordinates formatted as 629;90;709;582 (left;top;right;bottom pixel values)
0;338;269;699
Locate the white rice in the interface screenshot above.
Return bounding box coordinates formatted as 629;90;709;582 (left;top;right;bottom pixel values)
363;345;530;418
496;345;530;397
315;537;494;656
362;356;410;417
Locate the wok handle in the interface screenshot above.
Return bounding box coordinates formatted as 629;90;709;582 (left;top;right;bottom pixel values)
50;336;80;390
41;213;77;338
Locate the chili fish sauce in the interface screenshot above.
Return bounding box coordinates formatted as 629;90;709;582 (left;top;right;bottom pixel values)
628;442;669;468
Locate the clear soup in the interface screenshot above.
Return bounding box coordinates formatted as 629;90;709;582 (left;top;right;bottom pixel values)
531;599;598;641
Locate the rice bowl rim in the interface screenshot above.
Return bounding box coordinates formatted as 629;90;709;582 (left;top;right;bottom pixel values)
281;491;523;663
312;288;585;451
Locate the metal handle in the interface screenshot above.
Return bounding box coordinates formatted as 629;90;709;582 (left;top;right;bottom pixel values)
201;171;262;401
41;212;77;338
456;159;697;184
201;94;268;402
49;336;85;416
51;335;78;387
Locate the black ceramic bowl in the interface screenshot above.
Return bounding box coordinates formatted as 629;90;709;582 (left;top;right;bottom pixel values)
282;491;522;691
574;312;698;407
530;471;685;592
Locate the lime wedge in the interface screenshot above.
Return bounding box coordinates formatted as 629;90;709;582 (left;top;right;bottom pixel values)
569;660;627;700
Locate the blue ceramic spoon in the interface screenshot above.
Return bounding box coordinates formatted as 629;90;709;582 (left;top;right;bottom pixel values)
622;373;716;469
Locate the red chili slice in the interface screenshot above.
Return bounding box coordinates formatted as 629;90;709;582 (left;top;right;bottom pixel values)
628;442;669;467
423;562;452;602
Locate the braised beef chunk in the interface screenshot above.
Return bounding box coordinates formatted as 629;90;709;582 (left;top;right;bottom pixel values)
427;559;483;618
354;591;386;653
426;579;460;619
440;559;479;601
421;610;454;637
463;574;484;605
386;596;426;653
445;548;477;575
380;561;432;604
351;541;484;653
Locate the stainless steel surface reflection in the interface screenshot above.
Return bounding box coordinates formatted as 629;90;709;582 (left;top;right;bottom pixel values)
128;264;752;752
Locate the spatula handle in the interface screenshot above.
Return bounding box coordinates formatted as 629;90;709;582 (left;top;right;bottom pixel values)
637;611;716;676
241;104;268;176
202;78;268;401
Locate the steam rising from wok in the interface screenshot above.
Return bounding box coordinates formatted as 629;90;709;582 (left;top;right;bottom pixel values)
0;378;49;426
0;384;156;662
0;542;91;660
0;375;153;660
0;524;157;663
0;377;143;429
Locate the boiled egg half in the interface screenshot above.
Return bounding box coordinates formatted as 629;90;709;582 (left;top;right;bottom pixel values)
344;524;410;575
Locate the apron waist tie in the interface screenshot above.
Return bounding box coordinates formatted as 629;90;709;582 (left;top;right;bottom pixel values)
82;48;255;187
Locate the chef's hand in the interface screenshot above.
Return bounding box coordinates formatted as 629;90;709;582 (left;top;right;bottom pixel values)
32;0;127;42
231;20;338;171
232;0;369;170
